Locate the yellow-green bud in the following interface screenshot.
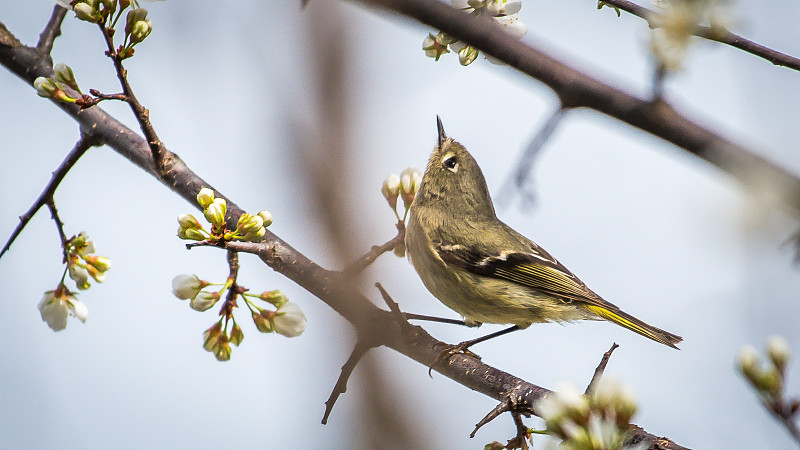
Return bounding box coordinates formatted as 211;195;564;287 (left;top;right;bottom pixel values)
178;227;206;241
252;310;273;333
230;322;244;346
196;188;215;209
53;63;80;92
190;291;219;312
130;19;152;45
34;77;60;98
236;213;264;235
83;254;112;272
260;290;287;307
381;174;400;210
243;227;266;242
756;367;783;398
203;322;222;351
458;45;479;66
74;2;100;22
204;199;227;228
257;210;273;227
214;341;231;362
738;345;761;384
767;335;791;371
125;8;148;34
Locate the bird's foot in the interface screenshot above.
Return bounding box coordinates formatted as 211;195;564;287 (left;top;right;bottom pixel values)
428;341;481;377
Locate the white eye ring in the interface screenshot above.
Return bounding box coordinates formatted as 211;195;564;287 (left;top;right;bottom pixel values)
442;153;458;173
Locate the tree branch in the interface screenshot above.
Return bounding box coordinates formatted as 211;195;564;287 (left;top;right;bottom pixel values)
599;0;800;72
0;134;100;260
37;5;67;54
357;0;800;216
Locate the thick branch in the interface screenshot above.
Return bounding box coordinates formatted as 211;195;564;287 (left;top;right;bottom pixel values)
357;0;800;215
600;0;800;72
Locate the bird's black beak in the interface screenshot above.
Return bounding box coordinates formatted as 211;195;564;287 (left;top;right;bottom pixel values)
436;115;447;148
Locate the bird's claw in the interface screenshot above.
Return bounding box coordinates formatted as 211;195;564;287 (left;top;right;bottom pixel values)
428;341;482;377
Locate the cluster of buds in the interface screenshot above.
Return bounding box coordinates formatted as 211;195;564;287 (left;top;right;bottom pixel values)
57;0;118;24
648;0;730;72
56;1;155;59
36;231;110;331
381;167;422;221
172;274;306;362
738;336;798;417
202;319;243;362
423;0;527;66
381;168;421;257
38;283;88;332
535;378;637;449
65;232;112;291
178;187;273;243
33;63;83;104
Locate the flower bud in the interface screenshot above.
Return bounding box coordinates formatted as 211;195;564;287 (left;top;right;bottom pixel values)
272;301;307;337
190;291;219;312
243;227;266;242
178;213;203;230
214;339;231;362
204;199;227;228
125;8;148;35
130;19;153;45
230;322;244;346
381;173;400;210
203;322;223;351
738;345;761;383
53;63;80;92
458;44;479;66
34;77;60;98
252;310;273;333
86;264;106;283
196;188;215;209
399;168;416;209
74;2;100;22
260;290;287;307
257;210;273;227
68;263;91;290
83;254;112;272
178;227;206;241
756;367;783;398
171;274;207;300
767;335;791;371
236;213;264;235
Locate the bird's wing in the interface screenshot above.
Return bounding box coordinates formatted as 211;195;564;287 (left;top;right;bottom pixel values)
436;242;611;306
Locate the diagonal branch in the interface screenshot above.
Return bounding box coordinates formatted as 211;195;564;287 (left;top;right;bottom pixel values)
599;0;800;72
37;5;67;54
0;134;100;260
358;0;800;216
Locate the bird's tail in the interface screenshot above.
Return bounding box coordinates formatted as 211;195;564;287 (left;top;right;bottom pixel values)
584;304;682;349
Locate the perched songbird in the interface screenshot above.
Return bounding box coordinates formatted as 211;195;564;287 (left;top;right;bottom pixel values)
405;117;682;357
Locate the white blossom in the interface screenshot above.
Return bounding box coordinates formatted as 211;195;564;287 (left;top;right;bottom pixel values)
272;302;307;337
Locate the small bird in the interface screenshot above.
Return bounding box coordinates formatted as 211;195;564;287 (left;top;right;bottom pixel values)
405;117;682;361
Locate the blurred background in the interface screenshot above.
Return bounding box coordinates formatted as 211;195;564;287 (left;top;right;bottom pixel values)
1;0;799;448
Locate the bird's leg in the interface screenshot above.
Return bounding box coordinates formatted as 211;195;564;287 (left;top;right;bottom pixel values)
403;312;474;327
428;325;521;377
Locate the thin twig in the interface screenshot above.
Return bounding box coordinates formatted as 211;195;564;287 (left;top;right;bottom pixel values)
599;0;800;72
0;134;99;260
471;398;512;438
36;5;67;54
585;342;619;395
508;410;531;450
375;282;405;319
45;200;68;262
96;23;167;173
343;221;405;274
322;341;374;424
497;106;566;210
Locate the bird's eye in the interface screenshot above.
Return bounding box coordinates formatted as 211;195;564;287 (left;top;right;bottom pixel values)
443;156;458;172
